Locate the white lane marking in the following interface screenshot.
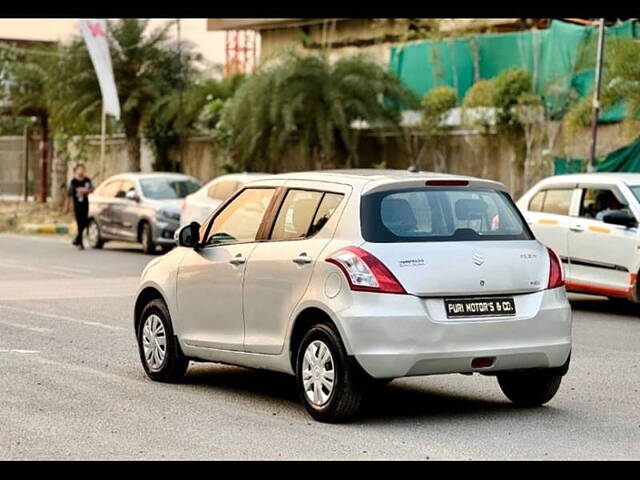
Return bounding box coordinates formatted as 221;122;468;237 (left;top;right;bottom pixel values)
0;349;40;354
0;261;86;279
0;305;125;332
0;319;53;333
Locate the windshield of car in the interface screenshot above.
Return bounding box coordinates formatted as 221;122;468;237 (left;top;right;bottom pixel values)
361;187;533;242
139;177;201;200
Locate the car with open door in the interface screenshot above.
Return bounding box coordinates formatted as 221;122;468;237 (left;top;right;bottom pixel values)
134;169;572;422
517;173;640;302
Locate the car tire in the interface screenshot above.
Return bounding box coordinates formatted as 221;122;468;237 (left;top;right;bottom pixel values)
140;222;155;255
137;298;189;383
295;323;365;423
86;219;104;249
497;371;562;407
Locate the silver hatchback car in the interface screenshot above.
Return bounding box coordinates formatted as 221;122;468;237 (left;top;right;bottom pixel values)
87;173;201;254
134;170;572;422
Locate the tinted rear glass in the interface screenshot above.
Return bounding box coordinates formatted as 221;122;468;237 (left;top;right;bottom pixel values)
361;187;533;242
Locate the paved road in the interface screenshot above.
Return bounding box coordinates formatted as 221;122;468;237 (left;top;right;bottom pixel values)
0;233;638;460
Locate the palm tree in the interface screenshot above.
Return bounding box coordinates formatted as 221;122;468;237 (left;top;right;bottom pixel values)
144;74;245;171
46;19;194;171
220;51;419;172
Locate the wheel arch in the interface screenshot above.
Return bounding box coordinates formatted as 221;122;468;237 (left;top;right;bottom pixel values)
134;286;168;335
288;306;347;373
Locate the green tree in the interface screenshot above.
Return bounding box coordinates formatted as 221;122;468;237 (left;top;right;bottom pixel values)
46;19;195;171
566;37;640;132
220;51;419;172
144;74;245;171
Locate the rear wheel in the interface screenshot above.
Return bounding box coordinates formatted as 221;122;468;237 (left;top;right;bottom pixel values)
140;222;155;254
86;219;104;249
136;298;189;382
296;324;365;423
497;371;562;407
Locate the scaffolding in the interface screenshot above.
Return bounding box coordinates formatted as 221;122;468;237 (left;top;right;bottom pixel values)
224;30;258;77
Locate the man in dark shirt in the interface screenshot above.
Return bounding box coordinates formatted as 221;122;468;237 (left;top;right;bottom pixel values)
64;164;94;250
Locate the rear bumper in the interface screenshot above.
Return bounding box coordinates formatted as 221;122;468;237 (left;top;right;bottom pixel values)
337;288;572;379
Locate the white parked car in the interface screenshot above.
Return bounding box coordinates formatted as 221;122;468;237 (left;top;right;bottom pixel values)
134;169;572;422
180;173;270;228
518;173;640;302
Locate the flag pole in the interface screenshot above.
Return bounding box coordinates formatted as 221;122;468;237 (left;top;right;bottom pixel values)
100;104;106;180
588;18;606;172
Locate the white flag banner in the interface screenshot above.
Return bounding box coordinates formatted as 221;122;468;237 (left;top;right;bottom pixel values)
79;19;121;120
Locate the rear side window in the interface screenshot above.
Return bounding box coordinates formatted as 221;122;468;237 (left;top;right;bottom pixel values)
97;180;121;198
540;189;573;215
528;191;545;212
271;190;324;240
361;187;533;242
308;193;344;237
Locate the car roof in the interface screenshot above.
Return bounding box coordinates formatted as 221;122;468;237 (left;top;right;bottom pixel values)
104;172;199;182
538;172;640;186
261;169;503;187
202;172;270;187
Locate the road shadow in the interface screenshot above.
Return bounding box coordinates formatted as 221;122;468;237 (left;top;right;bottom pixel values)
568;294;640;319
178;363;564;425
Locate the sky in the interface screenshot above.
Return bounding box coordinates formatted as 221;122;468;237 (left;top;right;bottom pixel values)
0;18;227;67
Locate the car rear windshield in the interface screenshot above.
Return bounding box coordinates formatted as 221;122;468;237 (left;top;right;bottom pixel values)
140;178;201;200
361;187;533;242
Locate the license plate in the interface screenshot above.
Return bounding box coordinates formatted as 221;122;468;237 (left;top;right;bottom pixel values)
444;297;516;318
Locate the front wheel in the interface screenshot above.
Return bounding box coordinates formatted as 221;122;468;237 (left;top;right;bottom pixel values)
296;324;365;423
497;371;562;407
86;219;104;249
137;299;189;382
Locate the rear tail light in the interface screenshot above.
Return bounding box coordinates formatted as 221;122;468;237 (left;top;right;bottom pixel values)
547;247;564;289
326;246;406;294
425;179;469;187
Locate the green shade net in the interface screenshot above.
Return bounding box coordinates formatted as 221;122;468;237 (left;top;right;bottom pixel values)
554;157;587;175
595;136;640;172
390;19;639;122
554;136;640;174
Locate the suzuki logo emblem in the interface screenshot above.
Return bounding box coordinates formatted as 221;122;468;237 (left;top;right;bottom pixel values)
472;254;485;266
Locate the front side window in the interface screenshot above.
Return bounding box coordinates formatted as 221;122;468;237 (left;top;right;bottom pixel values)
271;190;323;241
580;188;629;220
205;188;275;245
361;187;533;242
140;177;201;200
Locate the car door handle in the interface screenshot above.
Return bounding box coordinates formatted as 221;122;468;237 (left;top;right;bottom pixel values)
229;254;246;266
569;225;584;232
293;253;312;265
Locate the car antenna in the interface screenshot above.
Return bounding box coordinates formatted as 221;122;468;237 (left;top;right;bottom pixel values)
408;165;420;173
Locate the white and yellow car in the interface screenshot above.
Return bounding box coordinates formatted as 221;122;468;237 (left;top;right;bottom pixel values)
518;173;640;302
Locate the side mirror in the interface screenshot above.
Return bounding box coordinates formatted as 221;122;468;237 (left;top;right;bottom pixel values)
176;222;201;248
125;189;140;202
602;211;637;228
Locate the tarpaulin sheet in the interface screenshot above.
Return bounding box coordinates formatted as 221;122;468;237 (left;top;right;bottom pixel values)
390;19;639;122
